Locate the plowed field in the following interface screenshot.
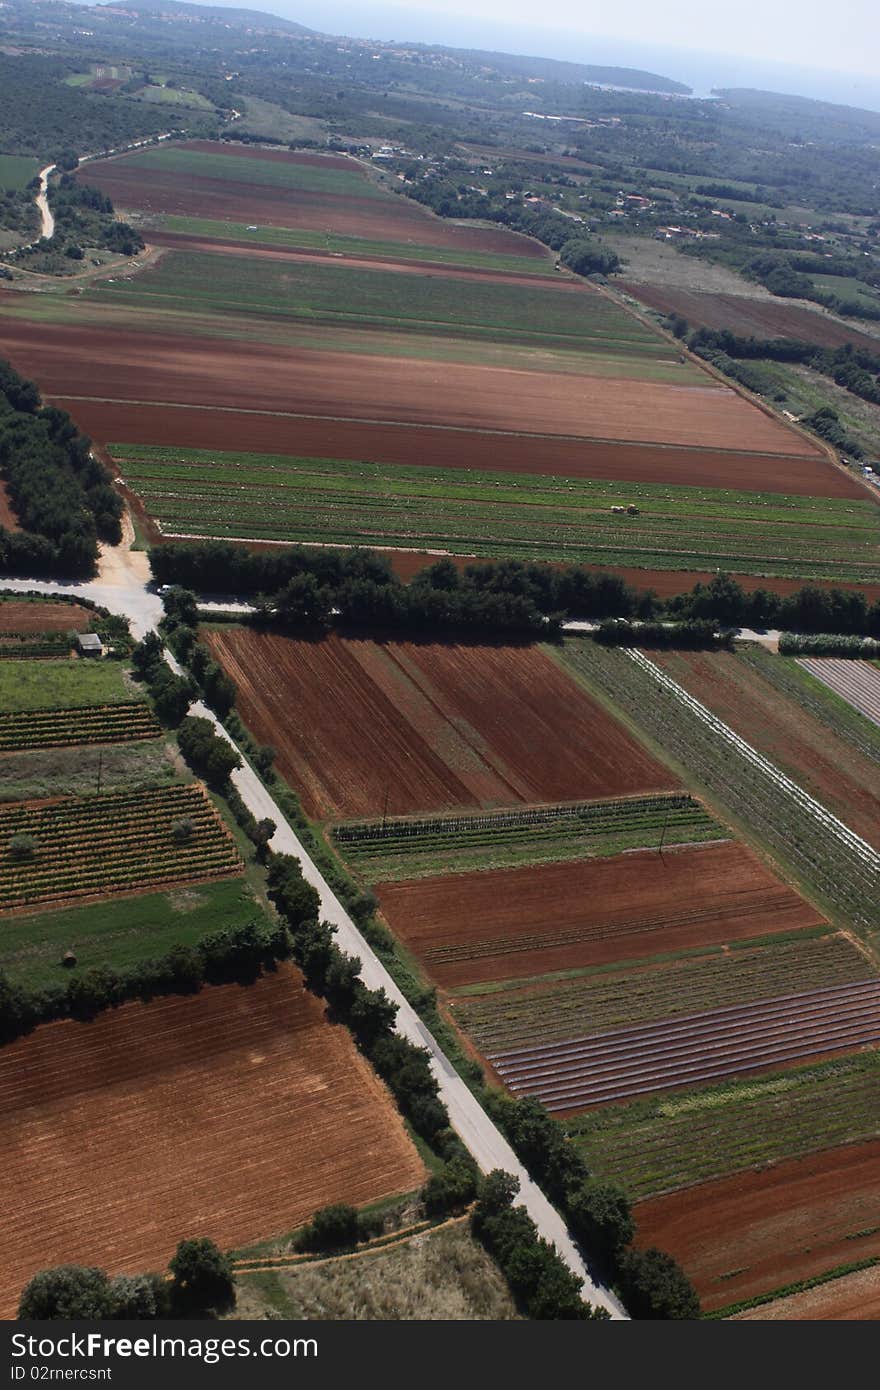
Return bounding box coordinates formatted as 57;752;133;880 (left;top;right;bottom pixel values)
0;319;819;457
620;282;880;352
66;397;851;498
0;965;425;1317
0;599;92;632
634;1139;880;1312
203;629;675;819
376;841;824;987
735;1267;880;1320
649;649;880;847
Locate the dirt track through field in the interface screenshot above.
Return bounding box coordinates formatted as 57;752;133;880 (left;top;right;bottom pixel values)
635;1139;880;1312
377;841;824;987
0;966;425;1317
204;629;675;819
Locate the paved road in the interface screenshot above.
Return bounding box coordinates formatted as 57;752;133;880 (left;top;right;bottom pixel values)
2;548;627;1318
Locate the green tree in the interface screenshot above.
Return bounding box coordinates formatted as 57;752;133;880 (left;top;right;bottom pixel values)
18;1266;116;1320
168;1238;235;1317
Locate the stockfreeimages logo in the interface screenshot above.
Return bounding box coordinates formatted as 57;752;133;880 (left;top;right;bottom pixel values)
11;1332;317;1369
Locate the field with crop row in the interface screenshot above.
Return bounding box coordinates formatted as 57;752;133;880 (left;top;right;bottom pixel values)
798;658;880;728
648;648;880;848
738;645;880;764
0;634;72;660
95;250;674;356
569;1049;880;1198
491;979;880;1111
0;702;161;752
335;793;721;882
452;930;870;1053
0;783;241;910
0;965;426;1317
0;599;92;633
115;445;880;581
556;640;880;941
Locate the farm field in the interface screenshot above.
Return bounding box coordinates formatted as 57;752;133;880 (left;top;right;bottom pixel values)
0;154;40;190
374;840;825;988
556;638;880;940
452;929;872;1055
0;737;174;802
0;597;93;633
633;1139;880;1313
0;658;137;710
489;978;880;1112
798;657;880;728
0;782;241;911
0;317;821;459
0;701;161;752
113;444;880;582
735;1267;880;1321
0;879;263;990
335;792;722;883
0;966;426;1317
203;628;676;819
569;1050;880;1199
618;282;880;352
80;141;551;264
647;647;880;847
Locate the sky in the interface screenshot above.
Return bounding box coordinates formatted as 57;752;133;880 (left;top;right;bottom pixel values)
294;0;880;81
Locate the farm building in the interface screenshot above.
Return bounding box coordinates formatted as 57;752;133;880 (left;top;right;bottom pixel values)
76;633;103;657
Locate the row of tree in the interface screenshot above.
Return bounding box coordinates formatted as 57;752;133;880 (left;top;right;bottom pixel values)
0;359;122;577
689;327;880;409
18;1239;235;1320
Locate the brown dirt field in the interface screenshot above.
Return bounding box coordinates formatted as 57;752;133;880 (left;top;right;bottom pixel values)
649;649;880;849
146;230;562;285
0;480;19;531
376;841;824;988
0;318;818;457
619;282;880;352
0;965;425;1318
204;629;675;820
82;149;546;260
734;1265;880;1320
635;1140;880;1313
0;598;92;632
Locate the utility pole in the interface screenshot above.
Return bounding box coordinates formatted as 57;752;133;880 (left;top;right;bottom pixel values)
658;796;672;863
381;782;390;835
96;747;103;795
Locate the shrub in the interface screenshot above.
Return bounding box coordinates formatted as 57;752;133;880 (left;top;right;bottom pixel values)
616;1246;701;1320
168;1238;235;1317
8;832;38;863
18;1266;117;1320
296;1203;360;1253
171;816;195;844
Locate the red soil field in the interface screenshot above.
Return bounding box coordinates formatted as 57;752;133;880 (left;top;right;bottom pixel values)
376;841;824;988
82;144;546;260
57;400;856;505
650;649;880;848
0;319;819;457
0;965;425;1318
635;1139;880;1313
0;599;92;632
735;1266;880;1320
0;481;19;532
620;282;880;353
203;629;675;819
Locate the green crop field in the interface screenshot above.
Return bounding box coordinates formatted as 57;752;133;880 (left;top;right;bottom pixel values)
127;144;385;199
154;214;557;275
0;783;242;911
93;249;672;353
452;929;872;1055
136;84;215;110
555;639;880;941
0;737;174;802
335;793;721;883
568;1050;880;1198
0;701;161;752
0;659;139;711
0;878;263;990
0;155;40;190
113;443;880;582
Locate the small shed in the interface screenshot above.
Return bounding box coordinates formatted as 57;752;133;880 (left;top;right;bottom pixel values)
76;633;103;657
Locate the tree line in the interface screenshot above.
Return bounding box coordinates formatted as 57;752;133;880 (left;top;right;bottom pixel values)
689;327;880;410
152;542;880;638
18;1239;235;1320
0;360;122;577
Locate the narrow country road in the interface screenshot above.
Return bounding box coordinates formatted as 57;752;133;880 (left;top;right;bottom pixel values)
2;544;628;1319
35;165;56;241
